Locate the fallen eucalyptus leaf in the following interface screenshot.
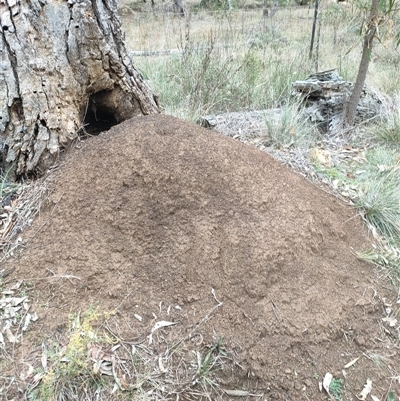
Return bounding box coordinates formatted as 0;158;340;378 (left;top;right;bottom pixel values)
322;373;333;395
111;344;120;352
158;355;167;373
10;296;27;307
91;348;113;376
358;379;372;400
9;280;23;291
30;372;45;389
382;317;397;327
224;390;250;396
111;383;119;394
20;363;34;380
148;321;177;345
99;361;113;376
41;349;47;370
22;313;32;331
134;314;143;322
151;320;177;333
344;356;360;369
5;327;18;343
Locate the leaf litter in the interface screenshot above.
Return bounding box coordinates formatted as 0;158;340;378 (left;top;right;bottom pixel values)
0;280;37;348
20;291;257;400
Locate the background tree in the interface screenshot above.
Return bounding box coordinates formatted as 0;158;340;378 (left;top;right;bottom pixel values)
0;0;160;176
342;0;395;128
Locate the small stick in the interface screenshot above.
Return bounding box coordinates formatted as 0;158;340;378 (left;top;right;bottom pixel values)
270;300;281;323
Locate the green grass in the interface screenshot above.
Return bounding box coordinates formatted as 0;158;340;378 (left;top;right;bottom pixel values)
27;308;236;401
316;146;400;249
358;243;400;277
28;309;113;400
132;8;315;121
312;144;400;275
329;378;343;401
196;337;227;383
355;149;400;243
266;101;320;149
137;40;311;121
372;109;400;148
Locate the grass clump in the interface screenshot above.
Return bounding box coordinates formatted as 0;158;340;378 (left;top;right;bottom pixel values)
195;337;227;387
355;149;400;243
266;101;320;149
316;146;400;246
197;0;240;11
28;308;114;401
372;108;400;148
358;242;400;277
311;143;400;274
329;378;343;401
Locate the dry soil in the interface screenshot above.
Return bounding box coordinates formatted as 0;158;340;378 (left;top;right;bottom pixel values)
2;115;399;400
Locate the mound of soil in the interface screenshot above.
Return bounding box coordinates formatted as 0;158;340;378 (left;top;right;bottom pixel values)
4;115;399;399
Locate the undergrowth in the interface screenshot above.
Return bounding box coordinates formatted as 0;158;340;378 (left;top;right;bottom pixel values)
138;41;310;121
135;13;312;121
28;309;113;400
265;101;320;149
27;308;238;401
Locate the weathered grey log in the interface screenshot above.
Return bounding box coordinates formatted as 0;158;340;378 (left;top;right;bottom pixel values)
292;70;388;132
200;70;389;140
198;109;283;139
0;0;160;175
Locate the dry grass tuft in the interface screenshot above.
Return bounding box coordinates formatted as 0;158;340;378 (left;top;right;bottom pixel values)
0;178;48;263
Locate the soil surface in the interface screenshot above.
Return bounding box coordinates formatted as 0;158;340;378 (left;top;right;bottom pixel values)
2;115;399;400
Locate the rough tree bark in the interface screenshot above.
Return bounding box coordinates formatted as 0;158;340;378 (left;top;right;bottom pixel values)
0;0;160;176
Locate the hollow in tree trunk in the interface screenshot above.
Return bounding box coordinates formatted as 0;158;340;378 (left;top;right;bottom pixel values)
0;0;160;176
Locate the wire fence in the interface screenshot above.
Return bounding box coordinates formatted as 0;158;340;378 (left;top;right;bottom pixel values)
121;2;400;95
121;5;320;52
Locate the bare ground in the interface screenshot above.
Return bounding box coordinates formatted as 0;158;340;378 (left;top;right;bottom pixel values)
1;115;399;400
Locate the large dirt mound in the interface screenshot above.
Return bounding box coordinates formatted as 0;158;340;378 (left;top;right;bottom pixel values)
5;115;399;399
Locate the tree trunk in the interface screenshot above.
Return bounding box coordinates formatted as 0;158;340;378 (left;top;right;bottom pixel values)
341;0;380;128
0;0;160;176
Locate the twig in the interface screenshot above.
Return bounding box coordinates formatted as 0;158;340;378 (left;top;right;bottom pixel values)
270;300;281;323
211;288;222;305
188;289;223;339
45;268;81;285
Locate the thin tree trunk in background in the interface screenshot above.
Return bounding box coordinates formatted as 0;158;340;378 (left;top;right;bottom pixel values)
342;0;380;128
309;0;319;59
0;0;160;176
